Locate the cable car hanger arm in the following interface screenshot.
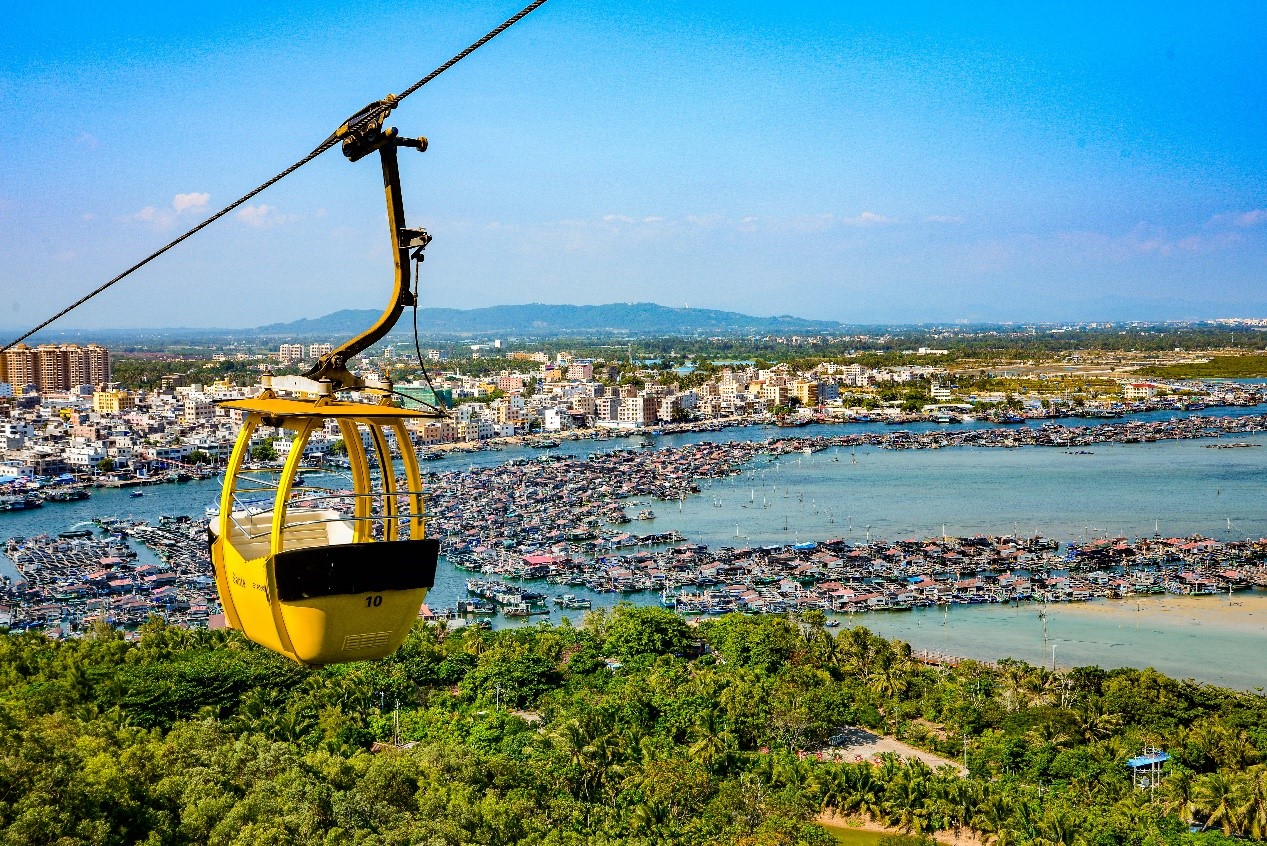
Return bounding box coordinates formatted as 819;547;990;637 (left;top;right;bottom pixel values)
297;107;431;395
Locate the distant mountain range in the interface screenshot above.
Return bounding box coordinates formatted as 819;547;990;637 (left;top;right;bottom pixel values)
254;302;844;337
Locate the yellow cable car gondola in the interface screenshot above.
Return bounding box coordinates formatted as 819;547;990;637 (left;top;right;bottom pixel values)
209;100;442;666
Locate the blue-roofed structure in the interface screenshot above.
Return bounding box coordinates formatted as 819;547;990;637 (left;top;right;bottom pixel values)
1127;751;1170;769
1128;749;1169;793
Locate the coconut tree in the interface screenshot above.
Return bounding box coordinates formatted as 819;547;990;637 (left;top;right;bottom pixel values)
1193;770;1243;835
688;709;735;772
1235;766;1267;839
1159;765;1197;826
1075;705;1123;745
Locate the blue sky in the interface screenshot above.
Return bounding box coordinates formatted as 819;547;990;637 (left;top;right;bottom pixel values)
1;1;1265;328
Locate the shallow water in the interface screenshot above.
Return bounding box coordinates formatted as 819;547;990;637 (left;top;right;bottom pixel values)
842;593;1267;691
648;432;1267;548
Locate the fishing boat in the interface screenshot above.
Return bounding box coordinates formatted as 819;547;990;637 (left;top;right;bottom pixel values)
45;487;90;503
0;495;43;512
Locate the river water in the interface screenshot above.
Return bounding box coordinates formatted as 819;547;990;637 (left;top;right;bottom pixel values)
3;408;1266;689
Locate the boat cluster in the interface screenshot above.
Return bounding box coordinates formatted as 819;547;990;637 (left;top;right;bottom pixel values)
0;478;90;512
427;446;759;556
446;532;1267;618
8;411;1267;632
1;515;218;633
770;412;1267;453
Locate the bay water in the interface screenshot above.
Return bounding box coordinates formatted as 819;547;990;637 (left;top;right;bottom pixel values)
3;409;1266;688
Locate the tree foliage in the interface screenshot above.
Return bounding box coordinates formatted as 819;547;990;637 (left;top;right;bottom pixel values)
0;615;1264;844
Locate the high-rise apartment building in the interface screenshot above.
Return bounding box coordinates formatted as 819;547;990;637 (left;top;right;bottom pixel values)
67;344;110;388
0;345;36;388
36;345;70;391
0;343;109;392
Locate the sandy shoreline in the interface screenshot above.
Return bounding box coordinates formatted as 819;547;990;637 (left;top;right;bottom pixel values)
1042;591;1267;634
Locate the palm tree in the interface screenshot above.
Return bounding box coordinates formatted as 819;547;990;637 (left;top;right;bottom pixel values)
1075;705;1122;745
931;771;979;839
548;717;600;801
1026;720;1071;751
267;708;314;742
996;661;1030;712
870;658;911;701
629;799;670;836
1016;666;1061;709
855;765;888;823
688;709;734;772
1193;770;1243;835
751;751;805;791
883;763;933;834
1034;806;1084;846
971;792;1019;846
1160;765;1197;825
1235;766;1267;839
1221;732;1262;771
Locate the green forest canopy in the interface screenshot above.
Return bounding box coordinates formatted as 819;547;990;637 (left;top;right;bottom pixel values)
0;608;1264;845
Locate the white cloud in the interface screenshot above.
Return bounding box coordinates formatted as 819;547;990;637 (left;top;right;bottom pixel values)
130;205;167;227
1205;209;1267;229
925;214;964;224
1233;209;1267;228
792;213;837;234
842;211;898;227
236;204;293;228
128;192;211;229
173;192;210;213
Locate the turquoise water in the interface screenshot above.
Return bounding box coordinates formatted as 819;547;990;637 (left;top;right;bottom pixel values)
4;409;1267;687
841;594;1267;691
647;434;1267;548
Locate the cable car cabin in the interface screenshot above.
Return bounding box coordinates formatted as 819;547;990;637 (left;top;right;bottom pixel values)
210;395;438;666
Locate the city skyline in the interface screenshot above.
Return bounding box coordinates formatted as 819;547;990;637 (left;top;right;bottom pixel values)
2;1;1266;329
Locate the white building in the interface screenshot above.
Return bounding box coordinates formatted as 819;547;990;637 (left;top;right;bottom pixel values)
279;344;305;364
543;407;573;432
1122;382;1160;400
595;395;619;422
618;395;658;426
64;444;109;469
183;395;215;425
